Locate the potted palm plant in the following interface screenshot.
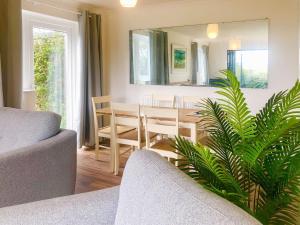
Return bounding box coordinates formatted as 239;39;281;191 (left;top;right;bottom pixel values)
175;70;300;225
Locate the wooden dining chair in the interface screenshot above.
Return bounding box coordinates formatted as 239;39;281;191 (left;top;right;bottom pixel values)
178;124;207;144
182;96;202;108
143;106;181;165
111;103;157;175
180;96;208;143
140;95;152;106
152;95;175;108
92;96;134;161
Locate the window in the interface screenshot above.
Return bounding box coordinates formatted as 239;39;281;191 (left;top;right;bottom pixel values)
132;33;151;84
227;50;268;88
22;11;79;129
197;45;209;85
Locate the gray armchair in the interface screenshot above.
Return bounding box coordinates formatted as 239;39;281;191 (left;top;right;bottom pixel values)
0;107;77;208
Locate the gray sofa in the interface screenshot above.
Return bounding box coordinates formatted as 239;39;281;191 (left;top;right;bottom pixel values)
0;150;261;225
0;107;77;208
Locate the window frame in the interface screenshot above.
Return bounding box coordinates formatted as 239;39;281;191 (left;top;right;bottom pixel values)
22;10;79;130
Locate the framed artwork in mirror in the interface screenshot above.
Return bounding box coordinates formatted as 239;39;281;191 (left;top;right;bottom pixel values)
172;44;187;73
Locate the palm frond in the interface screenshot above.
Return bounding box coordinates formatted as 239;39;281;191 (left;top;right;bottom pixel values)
175;72;300;224
235;81;300;167
174;137;244;196
199;99;242;179
216;70;256;140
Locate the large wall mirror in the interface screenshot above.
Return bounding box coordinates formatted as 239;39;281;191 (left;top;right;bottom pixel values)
130;19;269;88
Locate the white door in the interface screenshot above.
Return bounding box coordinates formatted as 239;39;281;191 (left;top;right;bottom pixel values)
22;11;78;129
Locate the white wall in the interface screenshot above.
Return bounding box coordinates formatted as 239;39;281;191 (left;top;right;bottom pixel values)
208;41;228;78
107;0;299;113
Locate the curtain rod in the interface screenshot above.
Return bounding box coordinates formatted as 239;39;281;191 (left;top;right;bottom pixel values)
26;0;82;16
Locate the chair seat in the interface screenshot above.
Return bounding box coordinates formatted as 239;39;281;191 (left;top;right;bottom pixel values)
179;127;191;137
98;126;135;137
179;128;208;143
148;139;181;160
118;129;156;143
150;139;175;152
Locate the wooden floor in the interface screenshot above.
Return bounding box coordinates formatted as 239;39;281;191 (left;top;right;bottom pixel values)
75;148;129;194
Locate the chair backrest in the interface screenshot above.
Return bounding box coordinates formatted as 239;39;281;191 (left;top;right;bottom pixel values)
92;96;111;108
182;96;201;108
152;95;175;108
111;103;141;147
92;95;111;132
140;95;152;106
143;106;179;149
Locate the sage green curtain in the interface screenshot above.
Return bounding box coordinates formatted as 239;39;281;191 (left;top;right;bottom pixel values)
0;0;22;108
227;50;236;74
191;42;198;84
149;30;169;85
129;30;134;84
201;45;209;85
79;11;103;147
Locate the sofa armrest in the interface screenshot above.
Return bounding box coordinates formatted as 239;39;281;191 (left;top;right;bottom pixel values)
0;186;119;225
0;129;77;208
114;150;261;225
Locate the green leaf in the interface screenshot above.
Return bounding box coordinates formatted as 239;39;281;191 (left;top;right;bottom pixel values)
174;71;300;224
216;70;256;140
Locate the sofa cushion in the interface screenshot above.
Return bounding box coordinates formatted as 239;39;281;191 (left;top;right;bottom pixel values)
0;107;61;152
115;150;261;225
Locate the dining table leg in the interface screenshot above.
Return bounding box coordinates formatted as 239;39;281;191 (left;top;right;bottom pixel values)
190;123;198;143
110;117;115;174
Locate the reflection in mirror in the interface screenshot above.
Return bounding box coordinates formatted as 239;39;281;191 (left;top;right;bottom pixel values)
130;19;268;88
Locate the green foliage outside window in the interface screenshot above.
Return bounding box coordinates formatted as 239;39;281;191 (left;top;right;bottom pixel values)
33;31;66;127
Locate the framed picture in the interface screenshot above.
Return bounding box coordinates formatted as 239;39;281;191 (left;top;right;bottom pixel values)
172;44;187;73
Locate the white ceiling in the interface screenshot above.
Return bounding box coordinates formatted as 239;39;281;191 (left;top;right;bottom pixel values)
37;0;184;9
